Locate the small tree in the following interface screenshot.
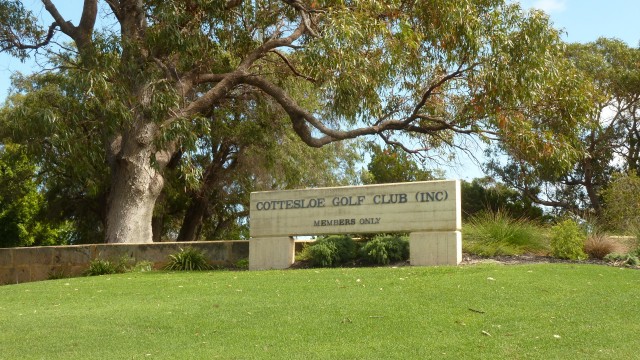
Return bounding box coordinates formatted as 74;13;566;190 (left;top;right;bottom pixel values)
601;173;640;233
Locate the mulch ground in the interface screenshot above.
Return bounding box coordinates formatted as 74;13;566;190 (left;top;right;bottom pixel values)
461;253;639;269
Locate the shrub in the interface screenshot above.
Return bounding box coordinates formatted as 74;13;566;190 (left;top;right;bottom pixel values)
463;210;546;256
583;234;616;259
235;258;249;270
164;247;211;271
359;234;409;265
632;231;640;256
48;269;68;280
601;173;640;233
302;235;356;267
131;260;154;272
305;242;335;267
87;255;134;276
604;253;640;267
86;259;121;276
550;219;587;260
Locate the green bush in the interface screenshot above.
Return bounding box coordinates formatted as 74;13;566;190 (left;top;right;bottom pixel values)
305;242;335;267
550;219;587;260
234;258;249;270
86;256;151;276
359;234;409;265
131;260;154;272
164;247;211;271
303;235;356;267
604;253;639;267
601;173;640;232
463;210;546;256
86;259;123;276
47;269;68;280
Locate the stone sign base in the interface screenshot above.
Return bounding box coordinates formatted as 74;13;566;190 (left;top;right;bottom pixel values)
409;231;461;266
249;237;295;271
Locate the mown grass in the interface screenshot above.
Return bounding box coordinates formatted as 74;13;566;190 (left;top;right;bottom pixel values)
1;264;639;359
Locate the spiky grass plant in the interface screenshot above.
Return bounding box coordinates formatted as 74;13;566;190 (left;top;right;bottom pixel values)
464;210;547;256
584;234;616;259
85;259;120;276
164;247;211;271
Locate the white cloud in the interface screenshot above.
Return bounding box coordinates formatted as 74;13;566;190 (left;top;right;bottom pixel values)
532;0;567;13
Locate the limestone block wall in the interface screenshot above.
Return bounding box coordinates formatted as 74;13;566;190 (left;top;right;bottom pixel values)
0;241;249;285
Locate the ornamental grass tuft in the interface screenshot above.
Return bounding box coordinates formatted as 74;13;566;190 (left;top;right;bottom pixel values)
463;210;546;256
583;234;616;259
164;247;211;271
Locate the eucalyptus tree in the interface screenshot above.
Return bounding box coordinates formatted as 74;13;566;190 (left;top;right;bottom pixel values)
488;38;640;219
167;96;360;242
3;53;360;243
0;0;590;243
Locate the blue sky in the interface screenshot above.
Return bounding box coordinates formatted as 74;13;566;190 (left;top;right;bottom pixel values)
0;1;638;178
519;0;639;45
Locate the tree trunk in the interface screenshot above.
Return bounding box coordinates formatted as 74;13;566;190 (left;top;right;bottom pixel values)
176;197;208;242
151;215;164;242
585;181;603;219
105;129;165;244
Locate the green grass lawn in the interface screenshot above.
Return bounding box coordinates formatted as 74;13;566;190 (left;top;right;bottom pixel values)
1;264;638;359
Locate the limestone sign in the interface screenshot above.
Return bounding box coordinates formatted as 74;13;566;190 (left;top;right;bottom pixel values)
249;180;461;270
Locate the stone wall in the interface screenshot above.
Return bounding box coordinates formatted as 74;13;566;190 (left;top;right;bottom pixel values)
0;241;249;285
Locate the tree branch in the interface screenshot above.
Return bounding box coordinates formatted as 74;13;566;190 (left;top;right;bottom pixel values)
42;0;97;51
269;50;316;82
194;73;233;85
378;132;428;154
238;19;306;71
225;0;244;10
104;0;123;22
78;0;98;37
42;0;76;35
403;63;476;127
1;22;57;52
180;72;244;117
241;75;489;149
281;0;321;37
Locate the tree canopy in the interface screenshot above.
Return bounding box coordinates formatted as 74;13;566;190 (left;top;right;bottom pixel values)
0;0;591;243
489;38;640;220
0;143;71;247
360;143;437;185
